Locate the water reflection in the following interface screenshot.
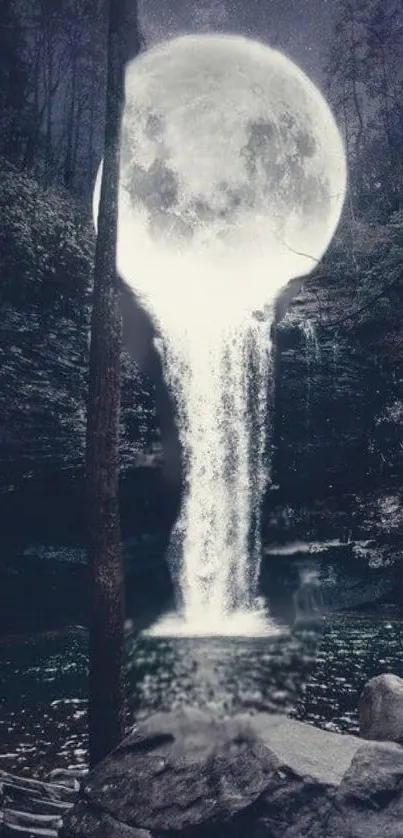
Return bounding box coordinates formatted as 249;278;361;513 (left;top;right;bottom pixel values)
126;626;320;720
0;629;88;778
299;615;403;733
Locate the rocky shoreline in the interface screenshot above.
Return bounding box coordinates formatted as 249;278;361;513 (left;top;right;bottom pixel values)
60;674;403;838
3;671;403;838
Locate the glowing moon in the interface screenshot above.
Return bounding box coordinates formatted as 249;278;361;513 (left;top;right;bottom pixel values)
94;33;346;318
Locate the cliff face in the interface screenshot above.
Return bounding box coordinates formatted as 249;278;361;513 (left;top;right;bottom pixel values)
266;270;403;541
0;299;173;541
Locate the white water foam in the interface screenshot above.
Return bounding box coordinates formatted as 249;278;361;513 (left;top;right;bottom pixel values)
146;602;285;638
166;317;271;613
146;308;277;636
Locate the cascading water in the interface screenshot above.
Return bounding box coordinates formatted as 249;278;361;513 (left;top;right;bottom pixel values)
151;309;273;634
93;34;347;636
301;318;320;436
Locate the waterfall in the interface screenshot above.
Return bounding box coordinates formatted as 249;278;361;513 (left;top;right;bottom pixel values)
148;307;277;636
300;319;320;436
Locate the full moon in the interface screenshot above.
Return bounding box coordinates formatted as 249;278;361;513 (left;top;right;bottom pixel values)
93;34;347;635
94;33;346;322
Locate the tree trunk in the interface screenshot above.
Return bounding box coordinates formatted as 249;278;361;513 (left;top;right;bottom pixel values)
44;32;53;181
64;47;78;188
86;0;137;768
87;23;100;194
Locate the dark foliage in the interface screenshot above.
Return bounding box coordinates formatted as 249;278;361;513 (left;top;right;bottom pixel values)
0;158;94;314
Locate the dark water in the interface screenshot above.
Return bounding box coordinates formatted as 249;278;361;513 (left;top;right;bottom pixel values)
1;613;403;778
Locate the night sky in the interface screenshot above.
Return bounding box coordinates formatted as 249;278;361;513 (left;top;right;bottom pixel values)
139;0;337;86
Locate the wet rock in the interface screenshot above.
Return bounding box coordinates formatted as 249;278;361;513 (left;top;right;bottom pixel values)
322;741;403;838
61;801;152;838
63;709;364;838
17;710;403;838
77;709;280;833
255;773;335;838
247;713;361;786
359;673;403;743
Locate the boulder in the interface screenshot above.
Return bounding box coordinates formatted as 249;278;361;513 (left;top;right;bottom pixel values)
322;741;403;838
62;707;403;838
62;709;361;838
359;673;403;743
63;708;280;836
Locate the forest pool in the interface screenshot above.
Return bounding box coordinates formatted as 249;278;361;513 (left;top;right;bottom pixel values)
1;612;402;778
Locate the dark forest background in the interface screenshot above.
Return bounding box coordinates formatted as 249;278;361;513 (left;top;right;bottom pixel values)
1;0;403;633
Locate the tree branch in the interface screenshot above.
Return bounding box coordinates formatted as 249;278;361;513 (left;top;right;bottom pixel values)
322;273;402;330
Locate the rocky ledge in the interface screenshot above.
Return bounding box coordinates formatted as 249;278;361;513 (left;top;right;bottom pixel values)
62;699;403;838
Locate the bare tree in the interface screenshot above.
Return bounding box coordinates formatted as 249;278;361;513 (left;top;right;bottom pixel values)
325;0;403;220
86;0;139;767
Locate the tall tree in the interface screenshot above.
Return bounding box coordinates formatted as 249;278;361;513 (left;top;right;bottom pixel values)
0;0;31;161
325;0;403;221
85;0;140;767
